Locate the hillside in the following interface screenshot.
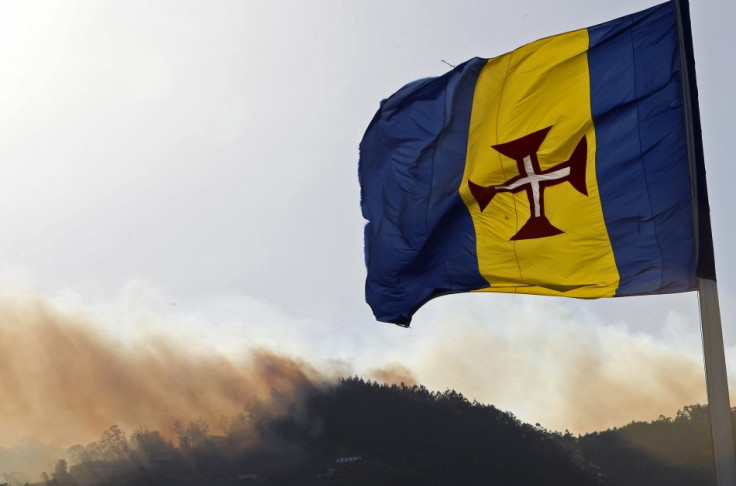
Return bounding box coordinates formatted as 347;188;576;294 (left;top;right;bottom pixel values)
7;378;727;486
575;404;716;486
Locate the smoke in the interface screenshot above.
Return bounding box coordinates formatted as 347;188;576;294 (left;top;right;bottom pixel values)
0;280;724;453
0;293;327;448
404;294;711;434
365;363;418;386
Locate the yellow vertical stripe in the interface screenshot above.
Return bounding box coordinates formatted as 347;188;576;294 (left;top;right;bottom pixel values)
459;29;619;297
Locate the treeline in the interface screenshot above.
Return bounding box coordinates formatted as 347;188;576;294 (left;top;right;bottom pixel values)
23;378;729;486
574;404;717;486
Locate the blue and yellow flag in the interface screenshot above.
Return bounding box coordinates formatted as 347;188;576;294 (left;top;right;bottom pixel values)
359;1;714;325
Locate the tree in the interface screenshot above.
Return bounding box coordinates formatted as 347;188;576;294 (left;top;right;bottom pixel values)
66;445;89;465
83;441;103;462
131;427;171;456
187;417;210;446
51;459;76;486
172;419;185;436
98;425;128;461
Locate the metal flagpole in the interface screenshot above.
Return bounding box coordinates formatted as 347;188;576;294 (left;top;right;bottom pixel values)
699;279;736;486
675;0;736;484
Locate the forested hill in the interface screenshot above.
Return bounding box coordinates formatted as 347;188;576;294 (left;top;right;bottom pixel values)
576;404;717;486
301;377;602;485
19;378;724;486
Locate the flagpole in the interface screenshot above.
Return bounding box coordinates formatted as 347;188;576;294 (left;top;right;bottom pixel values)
675;0;736;484
699;278;736;485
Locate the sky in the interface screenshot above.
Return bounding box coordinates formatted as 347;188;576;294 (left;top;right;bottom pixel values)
0;0;735;448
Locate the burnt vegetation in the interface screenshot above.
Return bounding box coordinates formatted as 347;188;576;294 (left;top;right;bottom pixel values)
8;378;728;486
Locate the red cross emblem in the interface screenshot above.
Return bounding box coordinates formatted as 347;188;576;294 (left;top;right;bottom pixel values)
468;126;588;240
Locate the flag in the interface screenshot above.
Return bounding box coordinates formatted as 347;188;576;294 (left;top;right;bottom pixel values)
359;1;714;326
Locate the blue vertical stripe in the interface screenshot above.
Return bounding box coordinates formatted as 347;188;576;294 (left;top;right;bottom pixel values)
359;58;488;325
588;1;697;295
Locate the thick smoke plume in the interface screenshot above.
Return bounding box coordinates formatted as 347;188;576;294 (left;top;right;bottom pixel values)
0;287;723;450
406;296;712;433
0;295;326;448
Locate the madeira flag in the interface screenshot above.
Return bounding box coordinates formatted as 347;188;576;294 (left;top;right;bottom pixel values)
359;1;714;326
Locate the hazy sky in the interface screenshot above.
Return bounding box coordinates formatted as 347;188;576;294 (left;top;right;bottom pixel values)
0;0;735;444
